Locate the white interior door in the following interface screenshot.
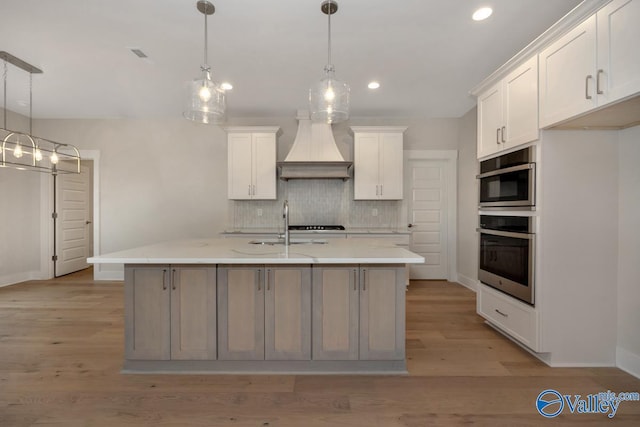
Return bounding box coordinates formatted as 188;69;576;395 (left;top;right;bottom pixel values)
55;162;91;276
407;159;449;280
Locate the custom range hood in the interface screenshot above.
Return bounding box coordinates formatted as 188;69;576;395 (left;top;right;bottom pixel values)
277;110;352;180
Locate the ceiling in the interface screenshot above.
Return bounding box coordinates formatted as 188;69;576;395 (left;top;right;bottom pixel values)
0;0;583;120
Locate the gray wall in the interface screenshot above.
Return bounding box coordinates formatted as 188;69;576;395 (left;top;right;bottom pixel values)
618;125;640;375
455;107;478;288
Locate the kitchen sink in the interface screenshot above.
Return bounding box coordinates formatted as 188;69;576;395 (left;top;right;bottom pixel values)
249;238;328;245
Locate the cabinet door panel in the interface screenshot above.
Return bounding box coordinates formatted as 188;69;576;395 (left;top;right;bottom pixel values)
379;133;403;200
597;0;640;105
477;83;503;158
265;266;311;360
218;267;264;360
228;134;253;200
125;266;171;360
354;134;380;200
170;267;216;360
359;266;405;360
312;267;359;360
252;133;277;200
539;16;597;128
504;56;539;147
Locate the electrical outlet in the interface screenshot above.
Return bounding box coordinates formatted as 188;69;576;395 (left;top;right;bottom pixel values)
372;208;378;217
257;209;263;217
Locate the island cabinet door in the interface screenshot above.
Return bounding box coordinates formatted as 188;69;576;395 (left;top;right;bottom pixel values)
217;266;265;360
312;266;359;360
169;266;217;360
125;265;171;360
264;266;311;360
359;266;406;360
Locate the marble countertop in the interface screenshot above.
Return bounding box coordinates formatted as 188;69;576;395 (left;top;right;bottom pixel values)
88;237;424;265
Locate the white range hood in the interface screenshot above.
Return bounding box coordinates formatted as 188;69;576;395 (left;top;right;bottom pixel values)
277;110;352;180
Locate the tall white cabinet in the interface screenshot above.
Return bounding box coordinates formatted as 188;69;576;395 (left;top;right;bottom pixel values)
351;126;406;200
226;126;279;200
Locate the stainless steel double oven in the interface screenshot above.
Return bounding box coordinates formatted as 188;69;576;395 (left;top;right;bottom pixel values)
477;147;535;305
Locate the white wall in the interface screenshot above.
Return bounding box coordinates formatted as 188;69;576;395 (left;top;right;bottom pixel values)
31;115;463;280
455;107;478;290
0;109;43;286
617;125;640;377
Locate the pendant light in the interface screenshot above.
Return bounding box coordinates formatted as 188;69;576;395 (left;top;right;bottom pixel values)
1;52;80;174
309;0;350;124
183;1;226;124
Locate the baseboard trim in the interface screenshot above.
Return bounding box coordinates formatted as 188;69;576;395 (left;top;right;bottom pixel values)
0;271;42;288
456;273;477;292
617;346;640;379
94;270;124;281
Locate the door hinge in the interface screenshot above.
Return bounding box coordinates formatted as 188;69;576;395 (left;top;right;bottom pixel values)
52;255;58;262
51;212;58;219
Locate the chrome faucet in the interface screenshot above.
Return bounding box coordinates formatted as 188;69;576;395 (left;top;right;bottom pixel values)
283;200;290;246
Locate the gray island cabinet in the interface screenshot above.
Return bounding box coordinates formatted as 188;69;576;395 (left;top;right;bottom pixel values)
89;237;424;374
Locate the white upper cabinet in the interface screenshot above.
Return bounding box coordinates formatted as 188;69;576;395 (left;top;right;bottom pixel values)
539;0;640;128
596;0;640;105
226;127;279;200
477;56;539;159
352;126;406;200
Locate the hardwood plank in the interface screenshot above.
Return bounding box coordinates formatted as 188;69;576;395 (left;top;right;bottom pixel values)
0;271;638;425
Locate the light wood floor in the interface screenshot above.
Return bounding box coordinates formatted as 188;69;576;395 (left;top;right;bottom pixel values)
1;269;638;426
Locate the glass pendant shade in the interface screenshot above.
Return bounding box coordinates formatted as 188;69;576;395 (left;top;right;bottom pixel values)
309;67;350;124
309;1;350;124
184;69;226;124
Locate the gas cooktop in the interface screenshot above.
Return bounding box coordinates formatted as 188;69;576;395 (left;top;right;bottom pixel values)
288;225;346;231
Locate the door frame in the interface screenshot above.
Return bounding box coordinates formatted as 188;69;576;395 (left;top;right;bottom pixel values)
402;150;458;282
40;150;101;280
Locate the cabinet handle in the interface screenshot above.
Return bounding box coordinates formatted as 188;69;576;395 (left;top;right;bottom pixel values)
585;75;593;100
248;184;251;196
266;269;270;291
162;269;167;290
596;69;604;95
252;184;256;195
496;128;501;144
495;309;508;318
380;184;383;196
375;185;379;196
258;269;261;291
171;269;176;290
353;269;357;291
362;269;366;291
501;126;506;143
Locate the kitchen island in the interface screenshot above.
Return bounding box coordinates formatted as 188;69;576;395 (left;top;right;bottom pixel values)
88;237;424;374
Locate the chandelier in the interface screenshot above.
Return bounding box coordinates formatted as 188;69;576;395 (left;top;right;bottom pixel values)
1;52;80;174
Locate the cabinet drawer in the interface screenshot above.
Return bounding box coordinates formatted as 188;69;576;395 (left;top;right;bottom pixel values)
477;284;538;351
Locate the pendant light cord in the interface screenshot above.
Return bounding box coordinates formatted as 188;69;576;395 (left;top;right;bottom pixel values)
327;2;332;67
203;8;209;69
29;73;33;135
3;59;6;129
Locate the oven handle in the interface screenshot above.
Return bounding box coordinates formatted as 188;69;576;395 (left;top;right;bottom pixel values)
476;163;534;179
477;228;534;240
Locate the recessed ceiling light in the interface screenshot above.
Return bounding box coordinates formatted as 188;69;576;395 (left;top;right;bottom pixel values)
368;81;380;89
221;82;233;90
472;7;493;21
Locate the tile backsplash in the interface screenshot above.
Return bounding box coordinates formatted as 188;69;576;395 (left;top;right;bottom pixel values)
231;178;401;230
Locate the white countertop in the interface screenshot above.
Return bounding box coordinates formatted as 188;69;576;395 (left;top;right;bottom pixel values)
88;237;424;265
221;228;411;235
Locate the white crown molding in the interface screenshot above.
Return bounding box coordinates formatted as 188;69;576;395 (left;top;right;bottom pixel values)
470;0;611;96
